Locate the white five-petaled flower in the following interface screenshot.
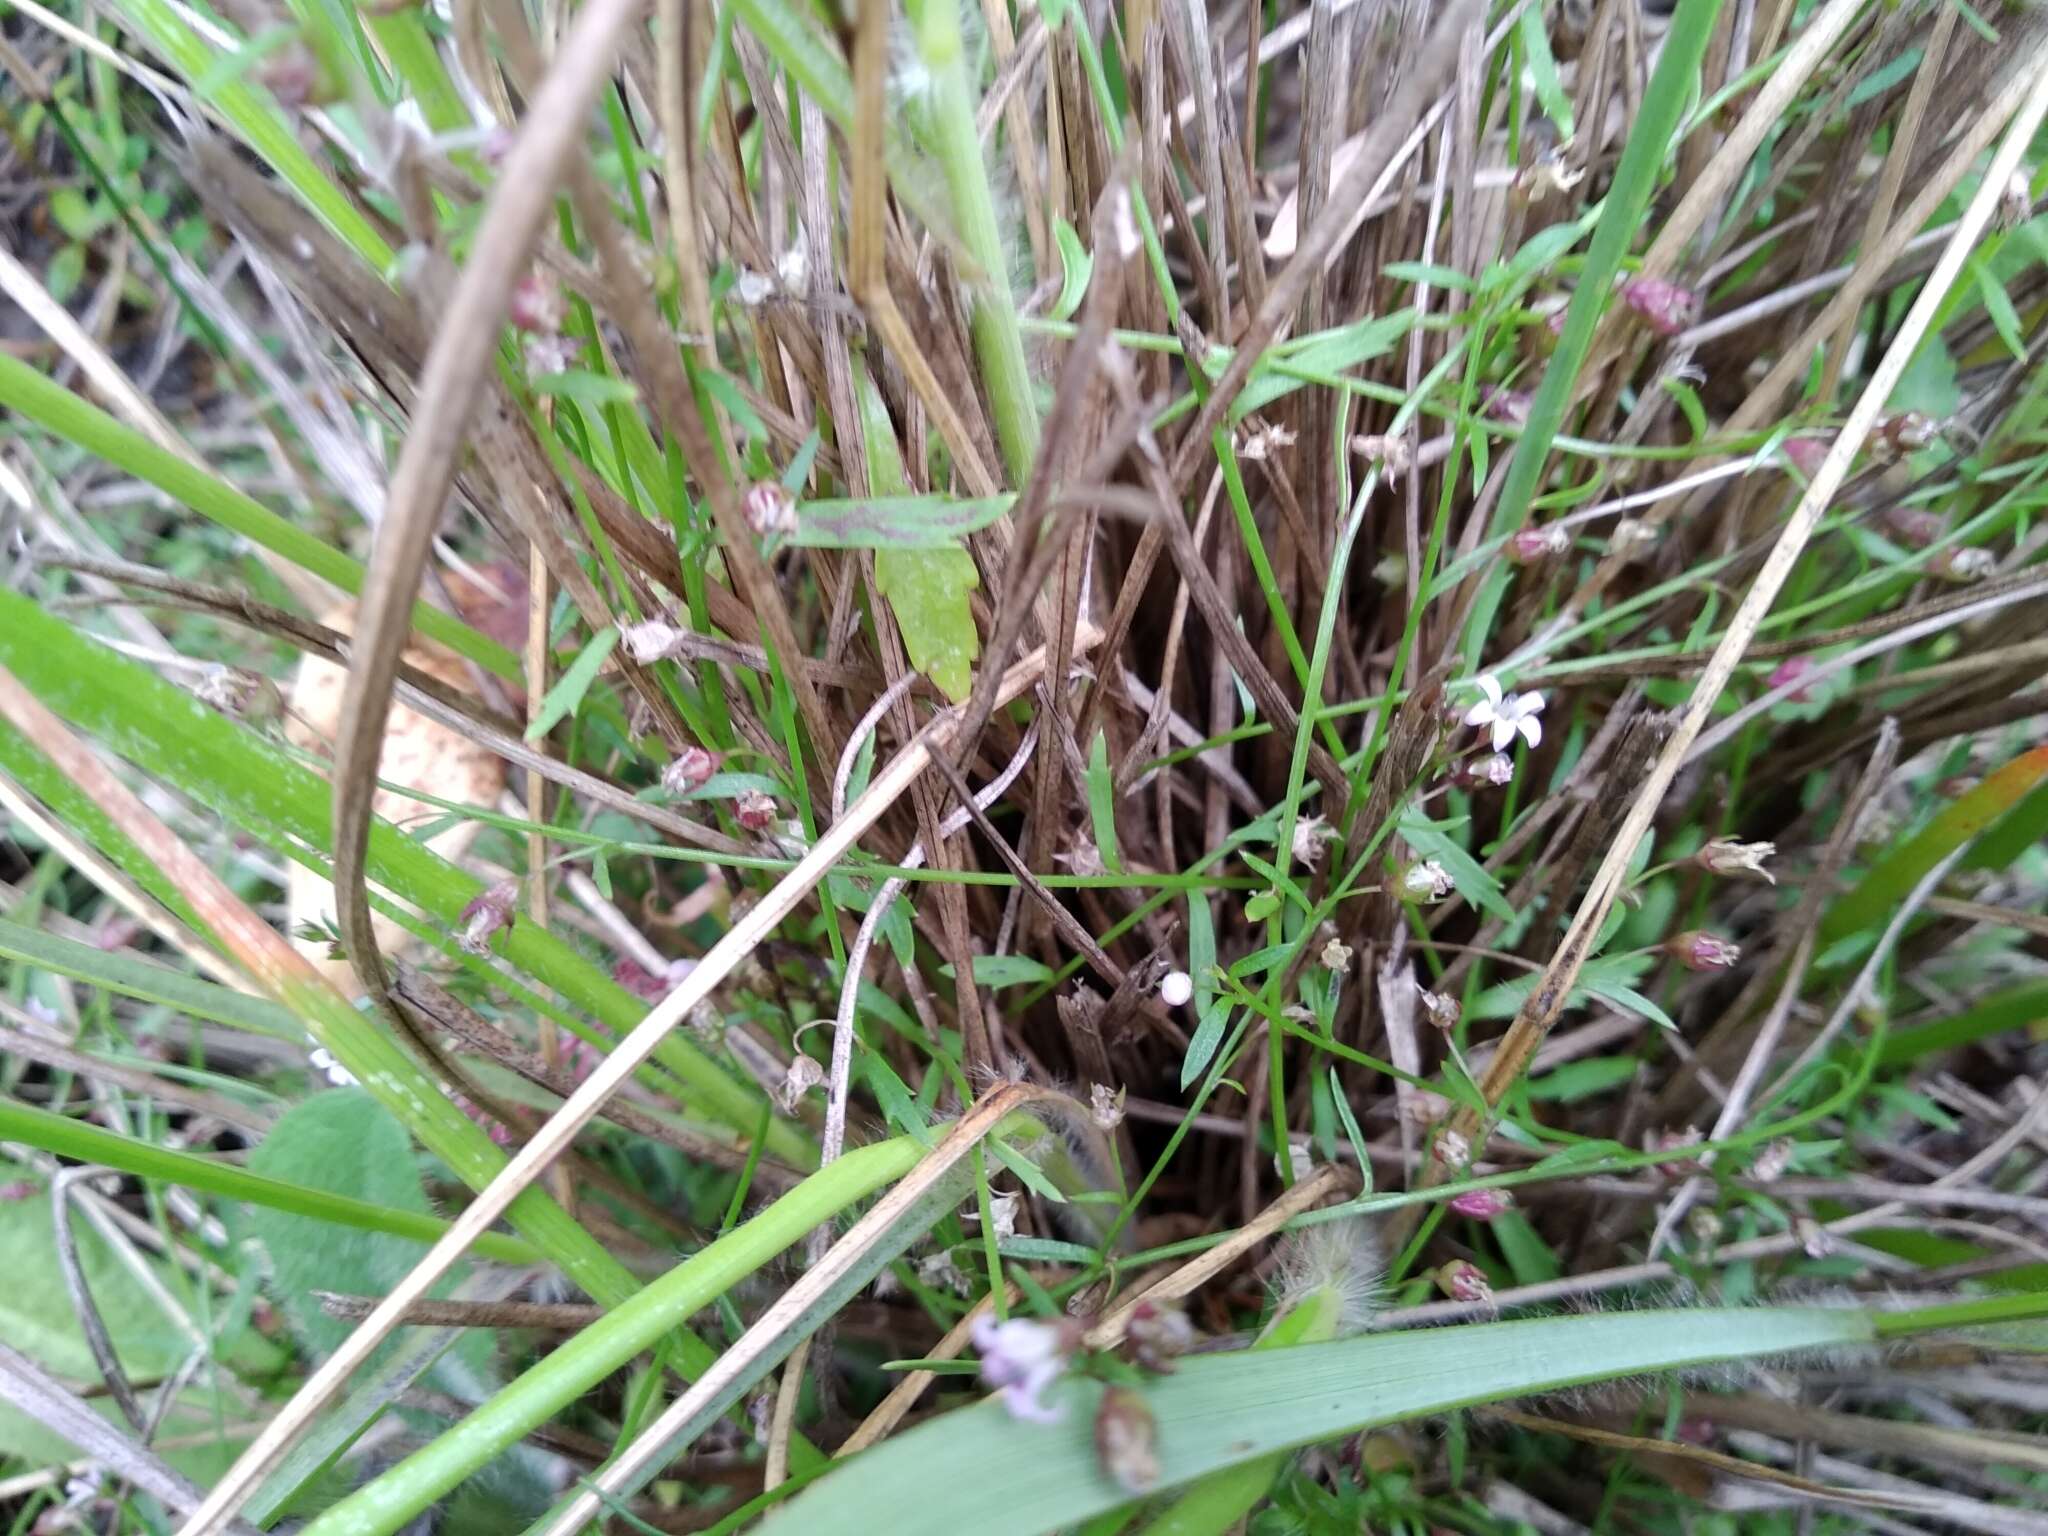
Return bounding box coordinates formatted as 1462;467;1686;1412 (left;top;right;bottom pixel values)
970;1314;1076;1424
1463;674;1546;752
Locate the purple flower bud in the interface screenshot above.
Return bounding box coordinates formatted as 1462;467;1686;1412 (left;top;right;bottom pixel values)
457;880;519;956
1449;1188;1513;1220
1767;656;1816;702
1665;929;1740;972
508;271;564;335
1435;1259;1493;1303
1619;276;1699;337
662;744;720;796
1094;1386;1160;1493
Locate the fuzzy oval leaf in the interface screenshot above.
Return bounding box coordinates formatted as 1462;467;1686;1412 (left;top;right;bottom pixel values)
874;545;981;703
762;1307;1876;1536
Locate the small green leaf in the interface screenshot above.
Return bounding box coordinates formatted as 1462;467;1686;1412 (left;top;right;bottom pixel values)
1086;728;1121;873
530;369;642;406
793;495;1012;549
1973;262;2028;361
1244;888;1281;923
1518;1;1574;136
45;243;85;304
47;187;110;241
1382;262;1475;292
527;626;619;739
874;546;981;703
1180;1004;1234;1091
1051;218;1093;321
938;954;1057;988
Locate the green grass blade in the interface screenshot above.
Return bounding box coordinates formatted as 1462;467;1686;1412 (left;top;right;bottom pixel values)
762;1306;1880;1536
0;916;305;1038
0;1095;540;1264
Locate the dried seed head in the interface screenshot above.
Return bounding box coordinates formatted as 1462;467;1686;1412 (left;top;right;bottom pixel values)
1236;420;1297;462
1449;1187;1513;1220
621;619;687;664
1433;1128;1471;1172
743;480;798;537
1509;524;1571;564
1399;859;1456;903
1695;839;1776;884
1094;1387;1160;1492
777;1054;825;1112
1320;936;1354;973
1291;813;1336;870
1932;546;1996;581
508;271;565;335
1618;275;1699;337
1419;989;1461;1032
735;790;778;831
1751;1137;1795;1182
1873;410;1938;462
1352;433;1413;474
457;880;519;956
1434;1259;1493;1304
1665;929;1740;972
1607;517;1659;557
1089;1082;1126;1131
1124;1299;1197;1373
662;744;720;796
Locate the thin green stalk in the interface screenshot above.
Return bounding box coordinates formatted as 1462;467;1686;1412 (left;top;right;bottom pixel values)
0;353;518;682
1457;0;1728;666
0;1095;540;1265
914;0;1039;479
304;1135;928;1536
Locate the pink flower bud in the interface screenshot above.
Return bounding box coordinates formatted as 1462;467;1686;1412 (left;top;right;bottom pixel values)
457;880;519;956
1767;656;1816;702
1781;436;1830;477
1618;276;1699;337
1449;1188;1513;1220
662;744;720;796
1886;507;1946;548
1665;929;1740;971
743;481;797;536
508;272;564;335
1509;524;1571;564
1435;1260;1493;1303
735;790;778;831
1483;387;1532;425
1452;753;1515;790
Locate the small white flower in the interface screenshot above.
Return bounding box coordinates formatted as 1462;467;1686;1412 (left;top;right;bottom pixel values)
970;1314;1075;1424
308;1047;358;1088
1090;1082;1126;1131
1399;859;1456;902
969;1191;1019;1240
1462;674;1546;752
1159;970;1194;1008
1319;936;1354;972
1290;814;1336;870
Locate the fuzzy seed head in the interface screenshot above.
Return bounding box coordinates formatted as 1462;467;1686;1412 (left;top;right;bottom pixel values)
1666;929;1740;971
1270;1216;1383;1336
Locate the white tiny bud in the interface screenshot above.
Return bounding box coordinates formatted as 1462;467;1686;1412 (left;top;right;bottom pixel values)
1159;970;1194;1008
